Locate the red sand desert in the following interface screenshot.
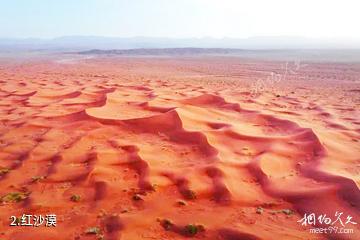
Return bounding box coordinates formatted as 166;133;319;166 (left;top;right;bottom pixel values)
0;55;359;240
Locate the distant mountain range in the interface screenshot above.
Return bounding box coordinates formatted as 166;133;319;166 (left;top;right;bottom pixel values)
78;48;247;56
0;36;359;52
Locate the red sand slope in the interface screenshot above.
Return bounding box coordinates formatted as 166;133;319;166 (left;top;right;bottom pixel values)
0;56;359;240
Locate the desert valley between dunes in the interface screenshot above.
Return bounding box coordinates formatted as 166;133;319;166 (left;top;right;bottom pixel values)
0;54;359;240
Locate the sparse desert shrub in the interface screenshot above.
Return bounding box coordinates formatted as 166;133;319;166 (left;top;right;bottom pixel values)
177;200;187;206
31;175;46;183
183;189;196;200
256;207;264;214
281;209;294;215
85;226;101;234
132;194;143;201
0;192;29;203
160;219;174;231
0;167;10;176
70;194;81;202
184;224;205;236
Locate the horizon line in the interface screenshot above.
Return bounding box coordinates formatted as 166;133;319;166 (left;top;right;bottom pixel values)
1;35;357;41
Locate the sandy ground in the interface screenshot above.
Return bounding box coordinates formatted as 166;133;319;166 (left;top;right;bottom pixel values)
0;55;359;240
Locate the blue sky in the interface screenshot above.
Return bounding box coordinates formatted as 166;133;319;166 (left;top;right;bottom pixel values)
1;0;359;40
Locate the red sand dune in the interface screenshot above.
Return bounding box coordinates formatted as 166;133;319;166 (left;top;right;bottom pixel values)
0;56;359;240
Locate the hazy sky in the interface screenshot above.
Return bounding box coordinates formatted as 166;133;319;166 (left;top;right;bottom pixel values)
1;0;359;40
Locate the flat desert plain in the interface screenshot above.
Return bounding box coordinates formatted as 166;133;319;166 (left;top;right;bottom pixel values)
0;55;359;240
